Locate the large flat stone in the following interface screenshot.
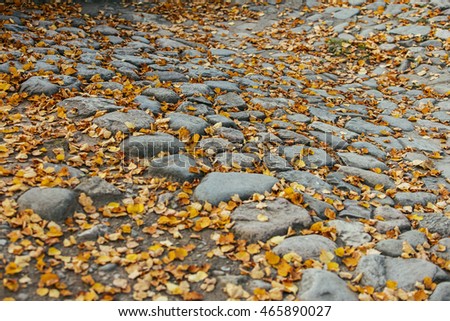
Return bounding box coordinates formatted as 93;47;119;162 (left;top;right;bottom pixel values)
18;187;77;222
193;172;278;205
93;110;154;133
356;255;449;291
58;97;121;119
337;166;395;189
231;198;312;242
121;133;184;159
297;269;358;301
273;235;337;261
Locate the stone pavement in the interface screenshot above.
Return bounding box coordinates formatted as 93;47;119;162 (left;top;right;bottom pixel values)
0;0;449;301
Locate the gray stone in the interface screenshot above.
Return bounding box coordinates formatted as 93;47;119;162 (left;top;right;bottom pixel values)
337;166;395;189
310;131;348;150
431;238;450;261
373;206;411;234
339;200;372;220
94;110;154;134
134;95;161;114
277;170;331;192
310;121;358;140
20;76;59;96
276;129;312;145
263;154;293;172
78;224;109;242
375;239;403;257
176;101;214;116
430;282;450;301
394;192;437;206
193;172;278;205
216;92;246;110
334;8;360;20
326;172;361;193
205;81;241;93
105;36;124;44
180;83;214;97
297;269;358;301
369;136;403;151
42;163;84;178
273;235;337;261
18;188;77;222
308;107;337;122
206;114;236;128
430;0;450;9
379;115;414;132
58;97;121;119
280;145;335;168
156;38;190;49
121;133;184;159
419;214;450;237
356;255;449;291
113;54;154;67
398;136;442;153
146;71;189;83
215;152;258;169
328;220;371;247
147;154;203;183
389;25;431;36
215;127;245;144
210;48;236;56
337;153;388;171
198;138;233;154
251;97;293;110
302;194;335;219
399;230;428;248
75;177;122;205
76;64;115;81
188;66;229;79
345;118;393;135
142;87;180;104
91;25;119;35
287;113;311;124
231;198;312;242
168;112;209;135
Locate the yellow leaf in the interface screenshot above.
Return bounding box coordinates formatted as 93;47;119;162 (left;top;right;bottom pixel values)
327;261;340;272
386;280;397;290
319;250;334;264
268;235;286;246
126;203;145;215
36;288;49;296
5;262;22;275
235;251;250;262
0;83;10;91
64;67;77;75
47;226;63;237
335;247;345;257
39;273;59;287
372;168;382;174
257;214;269;222
265;251;280;265
194;217;211;231
48;247;61;256
277;260;292;277
187;271;208;283
175;247;188;260
125;122;135;129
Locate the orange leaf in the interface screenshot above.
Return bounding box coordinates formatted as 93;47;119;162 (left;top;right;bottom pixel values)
5;262;22;275
265;251;280;265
